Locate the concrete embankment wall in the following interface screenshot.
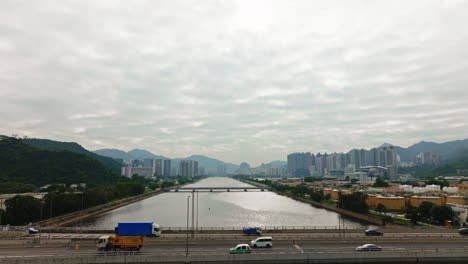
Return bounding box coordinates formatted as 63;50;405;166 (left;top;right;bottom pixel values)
2;252;468;264
35;190;165;228
240;179;384;226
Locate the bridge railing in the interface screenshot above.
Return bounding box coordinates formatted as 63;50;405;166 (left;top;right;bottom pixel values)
2;224;462;233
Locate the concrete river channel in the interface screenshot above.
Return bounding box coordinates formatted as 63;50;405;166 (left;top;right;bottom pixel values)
79;177;367;229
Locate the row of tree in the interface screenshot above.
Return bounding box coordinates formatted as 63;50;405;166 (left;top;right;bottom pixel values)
0;180;145;225
405;201;457;225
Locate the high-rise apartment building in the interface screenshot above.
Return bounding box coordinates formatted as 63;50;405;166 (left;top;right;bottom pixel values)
416;152;441;165
121;167;153;178
370;146;397;179
217;164;227;176
287;152;313;177
163;160;171;177
179;160;199;178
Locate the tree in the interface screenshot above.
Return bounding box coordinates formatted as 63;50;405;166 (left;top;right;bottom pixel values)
309;190;324;202
430;205;456;225
376;203;387;214
161;181;175;188
4;195;42;225
291;184;309;197
373;177;389;187
351;178;359;183
418;202;435;221
405;206;422;224
304;177;320;182
338;192;369;213
425;177;449;188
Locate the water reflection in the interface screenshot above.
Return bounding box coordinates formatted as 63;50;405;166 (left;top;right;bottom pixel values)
80;177;366;229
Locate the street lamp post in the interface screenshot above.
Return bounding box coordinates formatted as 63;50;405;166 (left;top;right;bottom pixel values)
191;191;195;238
48;192;54;239
186;195;190;257
39;200;44;245
0;199;3;229
80;192;84;233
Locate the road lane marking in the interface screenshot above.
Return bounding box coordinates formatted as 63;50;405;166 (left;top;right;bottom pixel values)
293;242;304;253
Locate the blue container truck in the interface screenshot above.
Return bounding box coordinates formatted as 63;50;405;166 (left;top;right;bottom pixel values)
242;227;262;235
116;222;161;237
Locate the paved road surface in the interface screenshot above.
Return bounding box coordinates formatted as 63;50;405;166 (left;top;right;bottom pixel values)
1;238;467;258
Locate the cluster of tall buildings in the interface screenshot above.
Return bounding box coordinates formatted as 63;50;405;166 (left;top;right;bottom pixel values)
121;159;172;178
287;146;398;179
178;160;199;178
416;152;442;166
121;159;202;178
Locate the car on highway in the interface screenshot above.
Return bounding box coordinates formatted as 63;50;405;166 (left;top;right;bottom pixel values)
356;244;382;252
23;227;40;234
458;228;468;235
250;237;273;248
229;244;252;254
365;229;383;236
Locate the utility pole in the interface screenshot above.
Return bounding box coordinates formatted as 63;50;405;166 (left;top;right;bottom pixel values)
186;195;190;257
196;192;199;231
80;192;84;233
39;201;44;244
0;199;3;229
191;190;195;238
48;192;54;240
49;192;54;219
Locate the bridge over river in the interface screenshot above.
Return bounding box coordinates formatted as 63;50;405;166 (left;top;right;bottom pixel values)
77;177;367;229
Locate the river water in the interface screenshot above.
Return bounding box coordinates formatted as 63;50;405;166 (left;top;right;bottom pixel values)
80;177;366;229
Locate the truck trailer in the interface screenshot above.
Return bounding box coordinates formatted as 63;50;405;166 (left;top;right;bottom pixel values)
97;235;143;251
115;222;161;237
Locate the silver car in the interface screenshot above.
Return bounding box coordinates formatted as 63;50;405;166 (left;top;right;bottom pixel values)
355;244;382;251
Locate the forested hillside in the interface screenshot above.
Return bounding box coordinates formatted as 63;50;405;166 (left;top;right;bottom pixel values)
23;138;122;173
0;137;119;186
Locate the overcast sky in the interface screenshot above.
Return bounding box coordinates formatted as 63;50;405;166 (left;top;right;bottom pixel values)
1;0;468;166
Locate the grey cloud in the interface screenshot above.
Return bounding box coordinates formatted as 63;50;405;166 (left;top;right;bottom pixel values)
1;0;468;165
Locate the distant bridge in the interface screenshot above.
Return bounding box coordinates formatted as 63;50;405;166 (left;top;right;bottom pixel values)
171;187;271;192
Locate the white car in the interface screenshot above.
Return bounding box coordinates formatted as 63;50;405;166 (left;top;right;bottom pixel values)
355;244;382;252
23;227;40;234
250;237;273;248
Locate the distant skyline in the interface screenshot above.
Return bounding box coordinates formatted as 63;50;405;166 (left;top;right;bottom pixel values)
1;1;468;166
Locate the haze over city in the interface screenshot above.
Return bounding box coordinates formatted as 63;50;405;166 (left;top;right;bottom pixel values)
1;0;468;165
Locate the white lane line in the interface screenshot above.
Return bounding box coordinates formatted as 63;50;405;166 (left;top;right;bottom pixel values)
293;242;304;253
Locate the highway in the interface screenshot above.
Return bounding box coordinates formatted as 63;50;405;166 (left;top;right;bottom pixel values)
1;232;467;258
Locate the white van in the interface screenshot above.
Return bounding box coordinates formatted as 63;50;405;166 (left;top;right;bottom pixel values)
250;237;273;248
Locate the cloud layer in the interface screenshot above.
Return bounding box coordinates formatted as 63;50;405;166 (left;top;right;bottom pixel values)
1;0;468;165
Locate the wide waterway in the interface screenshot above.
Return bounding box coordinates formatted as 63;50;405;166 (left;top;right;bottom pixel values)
80;177;367;229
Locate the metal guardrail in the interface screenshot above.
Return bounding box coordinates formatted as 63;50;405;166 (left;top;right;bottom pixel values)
2;247;468;259
3;224;463;232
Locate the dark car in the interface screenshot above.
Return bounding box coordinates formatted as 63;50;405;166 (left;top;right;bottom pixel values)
459;228;468;235
365;229;383;236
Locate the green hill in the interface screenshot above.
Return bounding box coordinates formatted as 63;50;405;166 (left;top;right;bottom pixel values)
23;138;122;173
0;137;119;186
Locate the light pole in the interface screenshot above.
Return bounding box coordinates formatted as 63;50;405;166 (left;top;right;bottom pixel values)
80;192;84;233
191;191;195;238
0;199;3;229
48;192;54;239
49;191;54;219
186;195;190;257
39;200;44;244
196;192;199;231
